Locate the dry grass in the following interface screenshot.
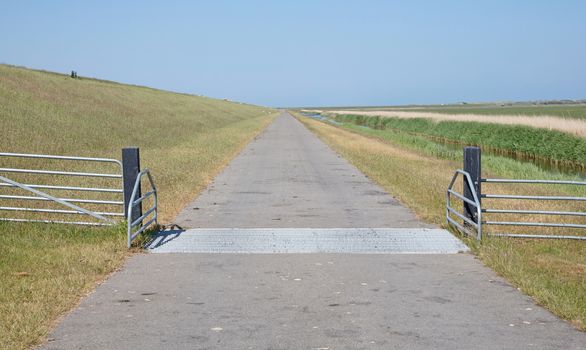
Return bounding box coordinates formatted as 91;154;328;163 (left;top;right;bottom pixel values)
299;115;586;330
0;224;128;350
317;109;586;138
0;64;277;350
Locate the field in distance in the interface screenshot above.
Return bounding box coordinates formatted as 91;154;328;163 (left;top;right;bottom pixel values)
310;100;586;119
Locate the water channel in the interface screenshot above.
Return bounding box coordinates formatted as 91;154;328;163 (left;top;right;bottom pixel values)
301;112;586;179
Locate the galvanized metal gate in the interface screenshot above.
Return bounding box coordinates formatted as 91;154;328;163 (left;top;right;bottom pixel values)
446;147;586;241
0;151;158;247
0;152;124;225
480;177;585;239
127;169;158;247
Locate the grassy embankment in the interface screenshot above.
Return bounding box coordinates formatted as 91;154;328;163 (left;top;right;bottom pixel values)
0;64;277;350
296;113;585;331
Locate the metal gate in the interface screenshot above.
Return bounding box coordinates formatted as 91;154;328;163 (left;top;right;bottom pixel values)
446;147;586;241
480;177;586;239
0;151;158;246
0;152;124;225
127;169;158;247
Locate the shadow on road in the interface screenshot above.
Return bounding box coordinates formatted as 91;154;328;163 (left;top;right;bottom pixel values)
145;229;185;249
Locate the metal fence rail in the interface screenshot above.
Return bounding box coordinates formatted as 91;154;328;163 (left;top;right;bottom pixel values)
446;168;586;241
480;177;586;240
446;169;482;240
127;169;158;247
0;152;123;225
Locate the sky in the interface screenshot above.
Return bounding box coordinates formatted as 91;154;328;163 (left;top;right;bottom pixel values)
1;1;585;107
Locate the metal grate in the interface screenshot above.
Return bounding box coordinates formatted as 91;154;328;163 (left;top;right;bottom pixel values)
146;228;469;254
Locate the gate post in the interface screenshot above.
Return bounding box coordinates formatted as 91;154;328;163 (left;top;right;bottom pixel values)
463;147;481;224
122;147;141;223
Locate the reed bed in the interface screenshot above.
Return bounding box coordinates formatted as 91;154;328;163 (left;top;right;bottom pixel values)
320;110;586;138
329;113;586;168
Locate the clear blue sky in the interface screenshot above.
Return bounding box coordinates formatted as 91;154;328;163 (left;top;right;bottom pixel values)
1;1;585;107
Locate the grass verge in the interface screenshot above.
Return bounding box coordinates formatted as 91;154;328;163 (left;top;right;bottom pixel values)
297;114;586;331
0;223;128;350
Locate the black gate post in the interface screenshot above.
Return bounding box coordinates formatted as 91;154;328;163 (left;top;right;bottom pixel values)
122;147;141;223
463;147;481;224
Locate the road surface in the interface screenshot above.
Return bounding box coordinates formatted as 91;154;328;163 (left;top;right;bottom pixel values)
174;111;430;228
42;112;585;349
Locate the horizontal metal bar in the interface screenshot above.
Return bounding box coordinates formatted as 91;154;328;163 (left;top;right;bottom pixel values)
484;221;586;229
0;152;122;166
130;206;157;227
482;178;586;185
482;194;586;201
0;206;124;216
447;206;479;228
448;189;479;207
129;217;157;241
488;233;586;240
483;209;586;216
447;216;477;237
132;190;155;206
0;195;123;205
0;182;123;193
0;217;112;226
0;168;122;178
0;174;116;223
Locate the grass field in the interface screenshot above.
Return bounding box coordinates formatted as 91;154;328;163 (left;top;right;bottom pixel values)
313;103;586;119
297;114;586;331
0;64;277;349
325;113;586;170
321;110;586;138
402;104;586;119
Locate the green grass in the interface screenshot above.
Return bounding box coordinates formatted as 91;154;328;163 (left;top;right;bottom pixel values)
333;114;586;166
339;122;585;181
0;64;277;349
298;114;586;331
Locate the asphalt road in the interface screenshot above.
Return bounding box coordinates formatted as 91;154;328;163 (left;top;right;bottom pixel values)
41;112;585;349
43;254;585;350
174;112;430;228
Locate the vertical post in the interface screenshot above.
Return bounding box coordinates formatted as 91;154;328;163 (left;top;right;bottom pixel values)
463;147;481;224
122;147;141;223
